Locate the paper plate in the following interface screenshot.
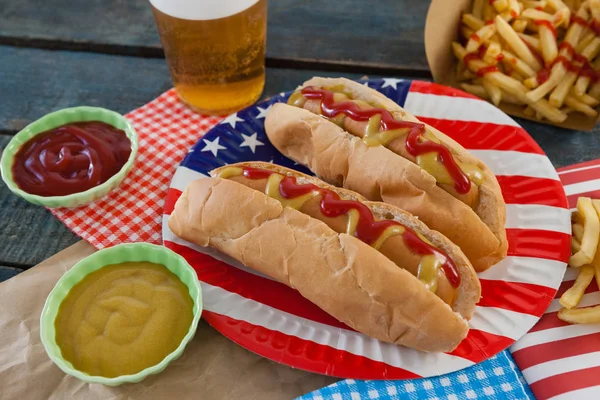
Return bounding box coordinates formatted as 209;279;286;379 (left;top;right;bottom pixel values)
162;78;571;379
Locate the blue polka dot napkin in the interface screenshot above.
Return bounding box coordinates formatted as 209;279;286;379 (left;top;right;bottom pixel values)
297;350;534;400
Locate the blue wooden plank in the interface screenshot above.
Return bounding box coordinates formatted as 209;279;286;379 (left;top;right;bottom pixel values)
0;0;430;71
0;266;22;283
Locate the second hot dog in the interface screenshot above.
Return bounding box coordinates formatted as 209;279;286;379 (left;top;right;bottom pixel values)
211;161;481;319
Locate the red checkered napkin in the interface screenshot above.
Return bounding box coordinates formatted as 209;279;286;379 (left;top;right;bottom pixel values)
50;89;221;248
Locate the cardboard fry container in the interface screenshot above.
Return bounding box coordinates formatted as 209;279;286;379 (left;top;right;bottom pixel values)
425;0;599;131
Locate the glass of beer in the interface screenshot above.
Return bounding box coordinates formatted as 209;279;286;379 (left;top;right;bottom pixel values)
150;0;267;115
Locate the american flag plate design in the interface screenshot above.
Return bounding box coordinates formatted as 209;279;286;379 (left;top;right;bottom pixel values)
162;79;571;379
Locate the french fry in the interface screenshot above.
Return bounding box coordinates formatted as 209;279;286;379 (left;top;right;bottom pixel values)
496;15;543;70
573;223;585;242
551;39;600;106
569;197;600;267
575;57;600;95
523;105;536;116
518;33;543;52
483;1;496;21
524;76;539;88
527;63;568;102
549;0;572;26
463;13;486;31
466;24;498;53
510;70;526;81
581;37;600;63
483;79;504;105
513;19;529;32
501;10;516;21
590;0;600;21
589;81;600;99
551;72;579;107
509;0;521;16
560;265;595;308
539;24;559;65
571;90;600;106
572;236;582;253
575;32;595;53
501;49;538;77
523;0;548;8
573;210;584;226
558;305;600;323
483;42;503;65
547;0;570;13
502;89;527;104
460;83;490;98
493;0;510;12
461;26;475;41
595;258;600;294
521;8;556;21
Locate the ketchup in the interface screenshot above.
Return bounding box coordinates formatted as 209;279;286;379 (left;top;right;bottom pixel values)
463;45;488;66
552;56;580;73
476;66;499;77
12;121;131;197
579;61;599;82
537;69;550;85
571;15;588;28
470;33;481;42
591;19;600;35
300;87;472;195
534;20;557;38
241;167;461;287
559;42;575;57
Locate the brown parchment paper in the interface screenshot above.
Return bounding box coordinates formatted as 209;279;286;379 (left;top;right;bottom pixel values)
425;0;600;131
0;241;337;399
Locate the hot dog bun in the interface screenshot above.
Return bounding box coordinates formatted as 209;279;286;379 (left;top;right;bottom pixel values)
168;162;480;352
265;77;508;271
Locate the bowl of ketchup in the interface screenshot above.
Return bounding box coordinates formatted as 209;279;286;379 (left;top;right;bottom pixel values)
0;107;138;208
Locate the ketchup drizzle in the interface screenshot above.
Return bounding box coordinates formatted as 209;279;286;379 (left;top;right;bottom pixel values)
591;19;600;35
559;42;575;57
571;15;588;28
534;20;557;38
300;87;472;194
476;66;499;76
536;69;550;85
240;167;461;287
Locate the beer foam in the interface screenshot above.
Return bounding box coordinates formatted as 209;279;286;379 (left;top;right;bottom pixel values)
150;0;260;21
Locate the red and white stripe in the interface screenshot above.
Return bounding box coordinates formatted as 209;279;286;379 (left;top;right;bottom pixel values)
163;81;570;379
511;160;600;400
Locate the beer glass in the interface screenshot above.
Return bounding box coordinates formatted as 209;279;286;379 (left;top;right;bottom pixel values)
150;0;267;115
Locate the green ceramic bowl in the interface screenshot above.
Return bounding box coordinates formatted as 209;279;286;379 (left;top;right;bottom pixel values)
40;243;202;386
0;106;138;208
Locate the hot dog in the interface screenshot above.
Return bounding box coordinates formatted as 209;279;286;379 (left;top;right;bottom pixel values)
265;77;508;272
168;162;481;352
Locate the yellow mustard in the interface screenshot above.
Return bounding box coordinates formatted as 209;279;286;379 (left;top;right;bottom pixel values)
54;262;193;378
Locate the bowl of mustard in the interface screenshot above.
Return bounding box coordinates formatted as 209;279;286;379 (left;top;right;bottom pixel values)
40;243;202;386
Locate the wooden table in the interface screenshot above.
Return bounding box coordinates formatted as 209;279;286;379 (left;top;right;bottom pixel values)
0;0;599;281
